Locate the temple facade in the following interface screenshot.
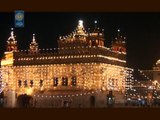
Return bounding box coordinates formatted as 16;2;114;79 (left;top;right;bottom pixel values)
0;20;132;107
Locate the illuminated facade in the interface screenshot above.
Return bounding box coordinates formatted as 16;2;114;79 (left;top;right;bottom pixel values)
0;20;132;107
153;60;160;83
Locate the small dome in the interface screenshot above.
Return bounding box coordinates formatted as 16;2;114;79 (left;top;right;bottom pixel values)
156;59;160;66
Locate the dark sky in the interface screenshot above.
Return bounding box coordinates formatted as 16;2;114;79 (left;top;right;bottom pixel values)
0;12;160;70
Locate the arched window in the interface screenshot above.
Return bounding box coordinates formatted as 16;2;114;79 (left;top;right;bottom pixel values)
71;76;77;86
18;80;22;87
53;77;58;86
39;80;43;87
62;77;68;86
30;80;33;87
24;80;27;88
90;96;95;107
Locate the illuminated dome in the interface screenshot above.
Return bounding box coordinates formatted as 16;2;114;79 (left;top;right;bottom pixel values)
156;59;160;66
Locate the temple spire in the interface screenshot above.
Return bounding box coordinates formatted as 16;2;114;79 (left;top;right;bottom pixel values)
94;20;97;29
6;28;18;52
32;34;36;42
78;20;84;29
111;29;126;53
93;20;100;33
76;20;86;35
117;29;121;38
8;28;15;41
29;34;39;53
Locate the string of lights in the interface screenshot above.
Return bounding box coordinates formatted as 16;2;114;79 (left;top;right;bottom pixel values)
0;64;133;96
138;69;160;90
124;69;160;101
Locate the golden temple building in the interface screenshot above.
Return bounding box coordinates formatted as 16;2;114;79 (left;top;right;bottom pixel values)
0;20;133;108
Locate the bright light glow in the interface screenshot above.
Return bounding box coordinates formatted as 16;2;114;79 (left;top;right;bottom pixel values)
148;86;153;89
26;88;33;95
8;28;15;41
156;59;160;65
102;87;106;91
127;98;131;101
97;55;126;63
32;34;35;42
78;20;83;27
1;59;13;66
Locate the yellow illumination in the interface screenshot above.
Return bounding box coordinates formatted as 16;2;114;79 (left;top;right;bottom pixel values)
97;55;126;63
26;88;33;95
1;59;14;66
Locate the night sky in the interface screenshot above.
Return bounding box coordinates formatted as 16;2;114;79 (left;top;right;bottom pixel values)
0;13;160;70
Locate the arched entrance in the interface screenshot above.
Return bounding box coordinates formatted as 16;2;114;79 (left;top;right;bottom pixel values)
90;96;95;107
17;94;33;108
